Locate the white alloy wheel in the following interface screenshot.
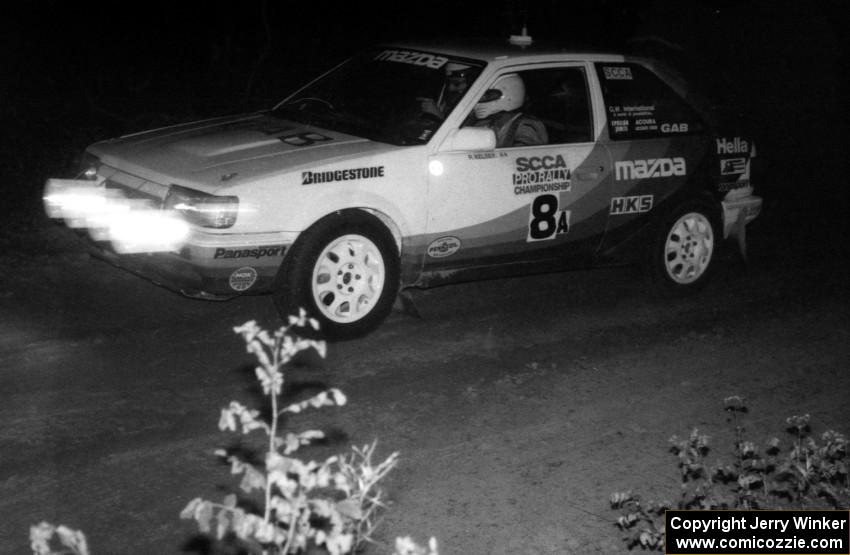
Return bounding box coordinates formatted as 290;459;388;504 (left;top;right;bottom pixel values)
663;211;715;284
310;234;386;323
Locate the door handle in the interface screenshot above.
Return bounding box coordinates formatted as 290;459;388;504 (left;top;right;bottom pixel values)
574;166;604;181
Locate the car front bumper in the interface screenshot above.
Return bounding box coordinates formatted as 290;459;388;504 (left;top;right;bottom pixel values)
45;178;293;297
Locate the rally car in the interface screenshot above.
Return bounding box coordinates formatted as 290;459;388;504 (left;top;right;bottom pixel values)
44;34;761;339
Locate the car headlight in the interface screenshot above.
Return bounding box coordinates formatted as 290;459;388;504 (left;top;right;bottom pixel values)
78;152;101;180
164;185;239;229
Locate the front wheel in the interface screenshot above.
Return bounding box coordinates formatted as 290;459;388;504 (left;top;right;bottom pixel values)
647;201;720;296
274;214;399;340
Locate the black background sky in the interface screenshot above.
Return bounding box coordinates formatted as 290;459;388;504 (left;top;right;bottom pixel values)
1;0;848;228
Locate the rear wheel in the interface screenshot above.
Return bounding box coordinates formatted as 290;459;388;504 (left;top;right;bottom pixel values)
647;201;719;295
275;214;399;340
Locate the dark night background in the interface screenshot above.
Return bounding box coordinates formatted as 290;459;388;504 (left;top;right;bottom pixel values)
1;0;848;254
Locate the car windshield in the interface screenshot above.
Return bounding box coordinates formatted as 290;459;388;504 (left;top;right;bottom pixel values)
271;47;485;146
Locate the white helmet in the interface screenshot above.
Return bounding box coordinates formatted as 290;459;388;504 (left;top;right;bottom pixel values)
474;73;525;120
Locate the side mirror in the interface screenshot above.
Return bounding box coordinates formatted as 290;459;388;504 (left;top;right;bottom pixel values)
439;127;496;152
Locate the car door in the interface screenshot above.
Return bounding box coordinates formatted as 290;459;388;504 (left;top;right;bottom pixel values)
594;62;711;253
423;64;612;275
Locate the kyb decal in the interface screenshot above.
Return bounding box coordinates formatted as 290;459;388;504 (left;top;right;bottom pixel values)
214;246;285;259
374;49;448;69
527;194;570;242
302;166;385;185
610;195;654;215
615;157;686;181
513;154;572;195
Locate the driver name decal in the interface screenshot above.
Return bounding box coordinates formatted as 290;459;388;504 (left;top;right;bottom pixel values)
513;155;572;195
302;166;385;185
374;49;448;70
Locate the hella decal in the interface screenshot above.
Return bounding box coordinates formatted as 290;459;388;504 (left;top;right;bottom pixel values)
374;49;448;70
214;246;285;259
615;157;686;181
513;155;572;195
302;166;385;185
427;236;461;258
229;267;258;292
610;195;654;215
717;137;749;154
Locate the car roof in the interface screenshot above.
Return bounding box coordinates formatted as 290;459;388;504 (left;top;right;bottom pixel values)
384;37;627;64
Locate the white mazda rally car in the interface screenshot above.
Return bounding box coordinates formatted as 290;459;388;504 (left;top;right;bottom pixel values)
45;37;761;339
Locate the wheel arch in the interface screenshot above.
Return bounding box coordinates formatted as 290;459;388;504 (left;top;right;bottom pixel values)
278;207;402;277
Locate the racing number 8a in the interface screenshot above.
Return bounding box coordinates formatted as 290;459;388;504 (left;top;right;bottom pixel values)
527;194;570;242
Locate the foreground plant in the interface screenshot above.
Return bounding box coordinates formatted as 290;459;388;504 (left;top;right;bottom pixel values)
611;396;849;550
181;313;399;554
30;522;89;555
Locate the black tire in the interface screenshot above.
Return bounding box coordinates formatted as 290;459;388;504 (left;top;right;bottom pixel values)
274;212;399;340
646;200;721;296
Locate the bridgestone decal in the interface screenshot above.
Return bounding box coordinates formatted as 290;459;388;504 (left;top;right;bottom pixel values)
302;166;385;185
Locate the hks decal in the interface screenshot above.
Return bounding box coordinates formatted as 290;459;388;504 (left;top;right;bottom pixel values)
615;157;686;180
610;195;654;215
527;194;570;242
302;166;385;185
214;246;285;259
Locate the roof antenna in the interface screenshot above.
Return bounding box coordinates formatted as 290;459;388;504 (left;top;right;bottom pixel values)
509;5;532;46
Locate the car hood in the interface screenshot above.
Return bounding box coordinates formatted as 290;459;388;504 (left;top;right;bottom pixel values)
88;113;397;191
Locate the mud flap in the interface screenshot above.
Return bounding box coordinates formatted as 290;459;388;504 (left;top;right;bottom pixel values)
735;209;748;260
393;289;423;318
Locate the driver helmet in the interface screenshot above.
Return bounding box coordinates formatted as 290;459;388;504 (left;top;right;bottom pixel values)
474;73;525;120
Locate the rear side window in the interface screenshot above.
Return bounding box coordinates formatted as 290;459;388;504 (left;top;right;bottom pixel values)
595;63;705;140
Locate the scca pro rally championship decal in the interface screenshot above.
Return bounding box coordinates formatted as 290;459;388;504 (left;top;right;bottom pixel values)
513;155;572;195
214;246;285;259
302;166;385;185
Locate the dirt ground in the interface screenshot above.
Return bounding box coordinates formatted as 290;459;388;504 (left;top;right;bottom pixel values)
0;213;848;554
